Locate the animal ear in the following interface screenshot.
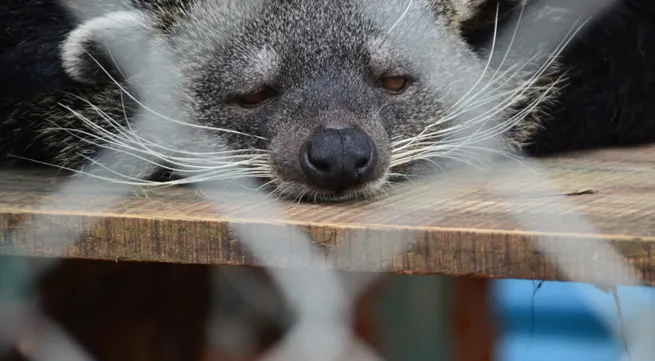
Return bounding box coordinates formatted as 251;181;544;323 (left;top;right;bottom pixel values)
60;10;154;84
451;0;524;33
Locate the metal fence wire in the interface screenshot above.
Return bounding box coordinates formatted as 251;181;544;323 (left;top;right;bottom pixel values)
1;0;653;360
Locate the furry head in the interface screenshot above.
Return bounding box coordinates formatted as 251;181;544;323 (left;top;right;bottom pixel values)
5;0;565;201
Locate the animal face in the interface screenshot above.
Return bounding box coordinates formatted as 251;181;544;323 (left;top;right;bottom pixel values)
46;0;558;202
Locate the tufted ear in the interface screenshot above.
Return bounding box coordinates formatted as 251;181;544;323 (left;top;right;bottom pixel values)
60;10;155;84
451;0;524;32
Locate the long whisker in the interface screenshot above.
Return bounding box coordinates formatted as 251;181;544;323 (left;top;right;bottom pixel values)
390;14;590;175
489;1;527;86
447;2;502;113
386;0;415;36
45;111;265;168
435;11;583;142
79;47;268;140
399;3;502;153
435;15;582;141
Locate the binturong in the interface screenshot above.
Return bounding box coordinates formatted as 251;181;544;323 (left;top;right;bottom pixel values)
4;0;654;202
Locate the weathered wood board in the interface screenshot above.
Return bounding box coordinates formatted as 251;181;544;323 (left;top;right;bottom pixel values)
1;145;655;285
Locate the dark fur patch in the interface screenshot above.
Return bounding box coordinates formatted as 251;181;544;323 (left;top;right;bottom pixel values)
526;0;655;155
0;0;79;161
463;0;655;156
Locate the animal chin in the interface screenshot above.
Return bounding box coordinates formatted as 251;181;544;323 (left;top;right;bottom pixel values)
267;177;387;203
308;190;363;203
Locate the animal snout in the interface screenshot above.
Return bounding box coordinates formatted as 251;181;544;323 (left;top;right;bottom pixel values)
299;127;378;191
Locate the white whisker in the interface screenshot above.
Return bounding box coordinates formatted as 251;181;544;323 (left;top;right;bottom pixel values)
386;0;415;36
389;13;588;177
79;48;268;140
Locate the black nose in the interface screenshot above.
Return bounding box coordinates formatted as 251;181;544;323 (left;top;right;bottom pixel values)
299;127;378;191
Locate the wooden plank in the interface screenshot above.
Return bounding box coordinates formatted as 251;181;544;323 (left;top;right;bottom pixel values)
1;145;655;285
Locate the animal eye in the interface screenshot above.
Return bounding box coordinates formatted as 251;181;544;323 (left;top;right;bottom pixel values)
379;76;410;93
238;87;275;107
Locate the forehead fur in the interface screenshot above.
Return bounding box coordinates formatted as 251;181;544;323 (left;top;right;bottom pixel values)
186;1;376;60
32;0;553;203
137;0;515;118
166;0;481;81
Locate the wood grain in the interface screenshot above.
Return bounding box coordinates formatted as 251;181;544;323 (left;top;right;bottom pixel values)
1;145;655;285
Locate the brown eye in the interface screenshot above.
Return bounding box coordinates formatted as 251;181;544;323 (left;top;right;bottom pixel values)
239;87;275;107
380;76;410;93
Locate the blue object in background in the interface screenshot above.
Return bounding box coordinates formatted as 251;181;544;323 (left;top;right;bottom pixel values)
492;279;655;361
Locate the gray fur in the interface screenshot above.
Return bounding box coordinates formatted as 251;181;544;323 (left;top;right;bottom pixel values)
10;0;560;201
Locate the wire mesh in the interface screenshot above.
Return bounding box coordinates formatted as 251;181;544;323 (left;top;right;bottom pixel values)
1;0;653;360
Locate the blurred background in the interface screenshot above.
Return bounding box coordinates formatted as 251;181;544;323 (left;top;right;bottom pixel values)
494;279;655;361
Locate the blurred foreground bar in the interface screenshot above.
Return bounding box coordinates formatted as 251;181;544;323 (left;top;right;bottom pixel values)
1;145;655;286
